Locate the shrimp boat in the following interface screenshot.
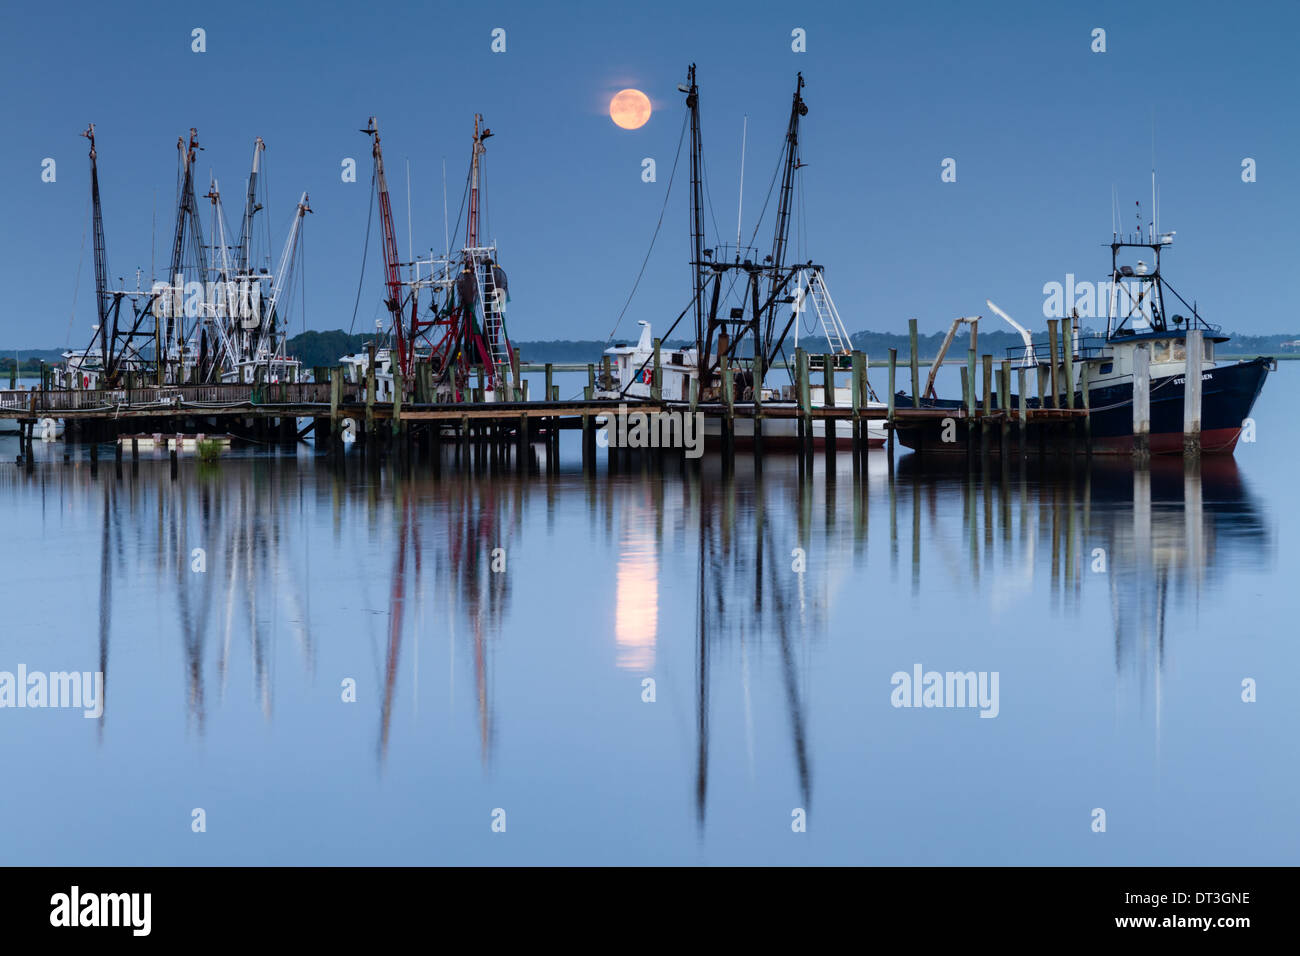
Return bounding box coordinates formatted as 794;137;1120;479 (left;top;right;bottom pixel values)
58;127;310;396
341;115;516;404
596;66;886;449
894;229;1271;455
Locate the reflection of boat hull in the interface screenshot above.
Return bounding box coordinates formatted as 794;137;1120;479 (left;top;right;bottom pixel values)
896;358;1269;456
116;433;233;451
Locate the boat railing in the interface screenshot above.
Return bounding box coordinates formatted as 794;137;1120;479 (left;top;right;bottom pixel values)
1005;335;1112;366
16;381;336;413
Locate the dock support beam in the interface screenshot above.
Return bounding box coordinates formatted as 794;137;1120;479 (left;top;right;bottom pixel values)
851;351;864;472
752;350;764;470
1046;319;1060;408
1017;367;1027;456
1183;329;1203;460
887;348;897;458
796;348;812;471
1132;345;1151;464
908;318;920;408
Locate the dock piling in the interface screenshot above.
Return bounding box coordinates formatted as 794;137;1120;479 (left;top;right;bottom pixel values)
908;318;920;408
1184;329;1203;459
1046;320;1060;408
1132;345;1151;463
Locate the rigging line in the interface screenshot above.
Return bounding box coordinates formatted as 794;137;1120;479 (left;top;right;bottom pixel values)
451;163;471;253
348;165;378;335
299;223;307;337
745;137;786;253
66;192;92;347
699;150;724;250
602;112;689;344
616;277;712;400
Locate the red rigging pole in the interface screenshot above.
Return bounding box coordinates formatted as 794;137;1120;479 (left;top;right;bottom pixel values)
362;116;413;379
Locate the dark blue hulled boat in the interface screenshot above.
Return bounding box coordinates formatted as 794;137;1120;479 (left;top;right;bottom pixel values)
894;232;1272;455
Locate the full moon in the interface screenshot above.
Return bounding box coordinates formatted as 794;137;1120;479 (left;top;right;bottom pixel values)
610;89;652;130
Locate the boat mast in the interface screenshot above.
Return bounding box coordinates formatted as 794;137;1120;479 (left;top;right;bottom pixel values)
467;115;489;249
362;117;412;379
235;137;264;276
262;192;312;372
82;125;113;368
764;73;806;361
164;129;205;382
683;65;706;383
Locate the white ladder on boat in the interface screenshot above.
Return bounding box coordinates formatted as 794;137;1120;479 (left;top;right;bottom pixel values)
803;269;852;355
473;261;513;390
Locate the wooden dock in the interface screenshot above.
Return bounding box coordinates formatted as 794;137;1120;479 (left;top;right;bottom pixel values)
3;334;1209;472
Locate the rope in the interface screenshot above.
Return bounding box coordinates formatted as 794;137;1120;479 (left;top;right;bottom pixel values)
66;192;91;347
602;112;688;344
348;167;378;335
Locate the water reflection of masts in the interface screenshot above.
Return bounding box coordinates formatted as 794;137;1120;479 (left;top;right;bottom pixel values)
693;471;814;829
96;480;120;741
442;473;514;767
379;485;420;765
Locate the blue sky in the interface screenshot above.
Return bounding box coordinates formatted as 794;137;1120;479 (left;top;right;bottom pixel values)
0;0;1295;350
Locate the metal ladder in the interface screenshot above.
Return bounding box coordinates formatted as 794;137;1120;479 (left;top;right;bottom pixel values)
803;269;852;355
473;259;513;392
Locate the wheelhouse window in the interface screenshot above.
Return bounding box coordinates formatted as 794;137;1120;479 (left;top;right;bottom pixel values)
1151;340;1186;364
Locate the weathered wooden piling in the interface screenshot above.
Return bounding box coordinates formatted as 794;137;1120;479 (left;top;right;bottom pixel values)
651;338;662;401
1062;313;1075;410
981;353;993;449
1184;328;1203;459
998;360;1010;449
364;346;376;443
965;349;977;416
581;384;594;473
887;348;897;456
391;368;405;440
1132;345;1151;463
850;350;865;468
329;368;342;447
791;348;809;468
1046;319;1060;408
721;352;735;471
908;319;920;408
1079;359;1091;451
517;412;528;473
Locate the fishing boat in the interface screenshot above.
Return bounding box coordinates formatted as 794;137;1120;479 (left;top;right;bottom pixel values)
341;115;515;405
596;66;887;449
894;230;1271;455
57;127;309;397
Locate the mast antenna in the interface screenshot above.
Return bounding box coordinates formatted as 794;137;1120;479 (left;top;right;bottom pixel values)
1151;111;1157;240
736;115;747;251
406;158;413;281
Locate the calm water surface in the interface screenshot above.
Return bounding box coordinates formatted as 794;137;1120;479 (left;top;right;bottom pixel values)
0;368;1295;865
